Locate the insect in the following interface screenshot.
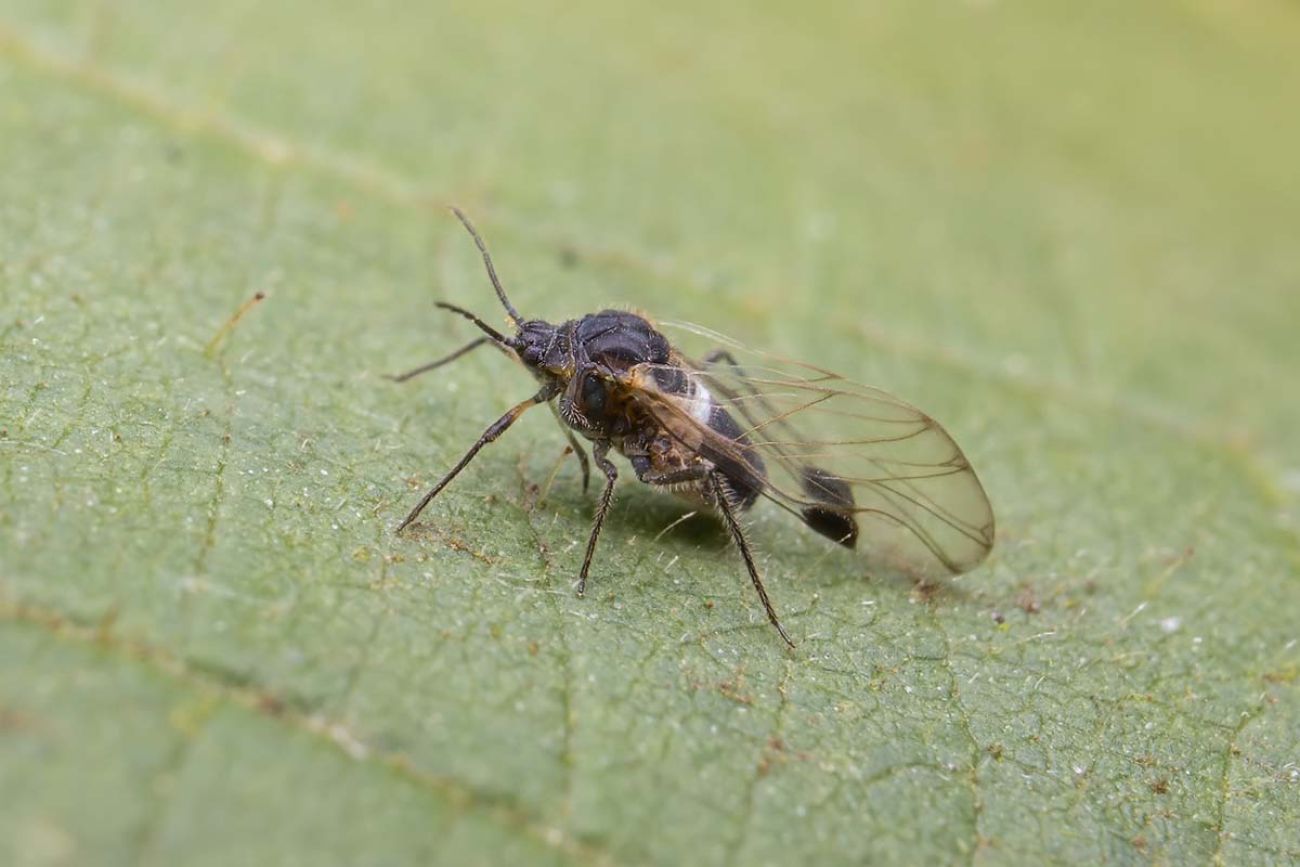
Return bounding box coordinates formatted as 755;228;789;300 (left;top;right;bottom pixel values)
393;208;995;646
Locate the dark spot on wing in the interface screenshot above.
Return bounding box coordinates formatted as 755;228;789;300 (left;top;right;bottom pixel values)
800;466;858;548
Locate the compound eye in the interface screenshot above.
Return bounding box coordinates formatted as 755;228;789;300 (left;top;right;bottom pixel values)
581;374;607;415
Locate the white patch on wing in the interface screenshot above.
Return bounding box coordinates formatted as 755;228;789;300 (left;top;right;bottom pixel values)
688;383;714;425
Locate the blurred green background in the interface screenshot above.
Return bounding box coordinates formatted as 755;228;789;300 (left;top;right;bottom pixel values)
2;1;1298;864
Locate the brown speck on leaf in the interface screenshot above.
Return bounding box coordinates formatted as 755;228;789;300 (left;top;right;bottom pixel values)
434;531;498;566
528;641;540;657
704;599;715;610
991;610;1005;624
1150;778;1169;795
1016;585;1040;614
911;580;941;604
756;736;809;777
95;606;120;646
716;669;754;706
257;693;286;716
987;743;1004;760
1133;755;1156;768
1262;665;1298;684
1132;836;1148;854
0;707;35;732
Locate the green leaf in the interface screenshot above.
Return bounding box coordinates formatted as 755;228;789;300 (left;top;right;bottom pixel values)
2;2;1298;864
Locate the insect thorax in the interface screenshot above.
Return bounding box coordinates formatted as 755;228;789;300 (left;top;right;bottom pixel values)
552;310;673;441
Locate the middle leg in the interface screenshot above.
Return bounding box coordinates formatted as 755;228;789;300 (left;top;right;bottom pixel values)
577;441;619;596
548;403;591;493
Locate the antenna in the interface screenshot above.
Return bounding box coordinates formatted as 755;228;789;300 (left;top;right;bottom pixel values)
434;301;517;347
450;207;523;326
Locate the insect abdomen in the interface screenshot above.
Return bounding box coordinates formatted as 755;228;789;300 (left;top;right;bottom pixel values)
703;401;766;510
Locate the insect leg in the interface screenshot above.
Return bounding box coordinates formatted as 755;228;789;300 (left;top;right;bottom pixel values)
636;464;710;487
386;336;491;383
710;472;795;648
547;403;591;493
577;441;619;596
396;383;558;532
701;348;740;367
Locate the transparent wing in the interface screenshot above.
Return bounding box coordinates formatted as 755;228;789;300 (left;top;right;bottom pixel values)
622;321;995;578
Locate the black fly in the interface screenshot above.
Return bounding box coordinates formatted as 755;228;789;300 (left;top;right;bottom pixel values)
392;209;996;646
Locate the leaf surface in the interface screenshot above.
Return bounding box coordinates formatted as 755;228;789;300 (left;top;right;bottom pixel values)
2;2;1299;863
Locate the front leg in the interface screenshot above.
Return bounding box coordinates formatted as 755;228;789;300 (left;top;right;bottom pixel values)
577;441;619;596
396;382;559;532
